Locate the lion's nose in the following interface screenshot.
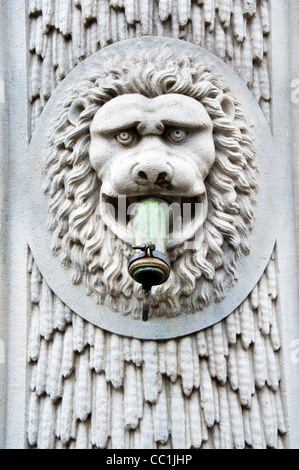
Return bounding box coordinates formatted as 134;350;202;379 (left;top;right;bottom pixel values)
133;161;174;189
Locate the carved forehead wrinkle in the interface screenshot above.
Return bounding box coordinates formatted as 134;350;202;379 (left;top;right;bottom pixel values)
90;93;213;135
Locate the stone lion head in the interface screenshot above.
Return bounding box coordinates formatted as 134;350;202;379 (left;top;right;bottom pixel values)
44;44;258;319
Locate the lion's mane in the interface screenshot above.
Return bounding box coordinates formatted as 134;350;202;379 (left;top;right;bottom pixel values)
44;45;258;319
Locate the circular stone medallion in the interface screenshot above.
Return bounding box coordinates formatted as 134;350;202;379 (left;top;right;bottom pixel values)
27;37;277;340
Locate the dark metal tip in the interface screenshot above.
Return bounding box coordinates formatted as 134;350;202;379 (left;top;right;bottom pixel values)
142;286;151;322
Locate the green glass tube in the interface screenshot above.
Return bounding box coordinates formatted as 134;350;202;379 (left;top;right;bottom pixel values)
131;198;168;253
129;198;170;321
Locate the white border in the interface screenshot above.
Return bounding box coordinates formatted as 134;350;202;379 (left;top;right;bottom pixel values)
0;0;8;449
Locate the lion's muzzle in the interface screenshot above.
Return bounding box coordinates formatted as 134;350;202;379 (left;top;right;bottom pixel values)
132;157;174;190
89;93;215;247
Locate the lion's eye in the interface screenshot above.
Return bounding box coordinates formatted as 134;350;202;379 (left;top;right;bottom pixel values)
116;130;135;146
166;128;187;144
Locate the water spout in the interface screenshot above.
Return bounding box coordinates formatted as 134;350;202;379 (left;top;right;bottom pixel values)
128;198;171;321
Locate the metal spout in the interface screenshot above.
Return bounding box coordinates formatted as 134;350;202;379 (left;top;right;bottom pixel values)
128;199;170;321
128;242;170;321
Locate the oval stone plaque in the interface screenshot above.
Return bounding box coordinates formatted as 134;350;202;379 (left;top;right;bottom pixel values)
27;37;277;340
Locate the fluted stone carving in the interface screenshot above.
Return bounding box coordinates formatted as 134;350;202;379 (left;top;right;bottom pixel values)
27;251;286;449
28;0;271;129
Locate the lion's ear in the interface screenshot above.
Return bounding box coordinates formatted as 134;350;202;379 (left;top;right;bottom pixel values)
217;94;235;121
68;98;88;126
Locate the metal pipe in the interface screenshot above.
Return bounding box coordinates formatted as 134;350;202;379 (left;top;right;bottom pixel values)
128;198;171;321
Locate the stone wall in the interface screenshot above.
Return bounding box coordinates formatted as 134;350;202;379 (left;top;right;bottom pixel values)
1;0;299;449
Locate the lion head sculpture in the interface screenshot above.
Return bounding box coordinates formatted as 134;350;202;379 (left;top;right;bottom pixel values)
44;44;258;319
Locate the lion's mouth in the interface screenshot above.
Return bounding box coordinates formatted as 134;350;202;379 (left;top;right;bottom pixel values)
100;191;207;248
